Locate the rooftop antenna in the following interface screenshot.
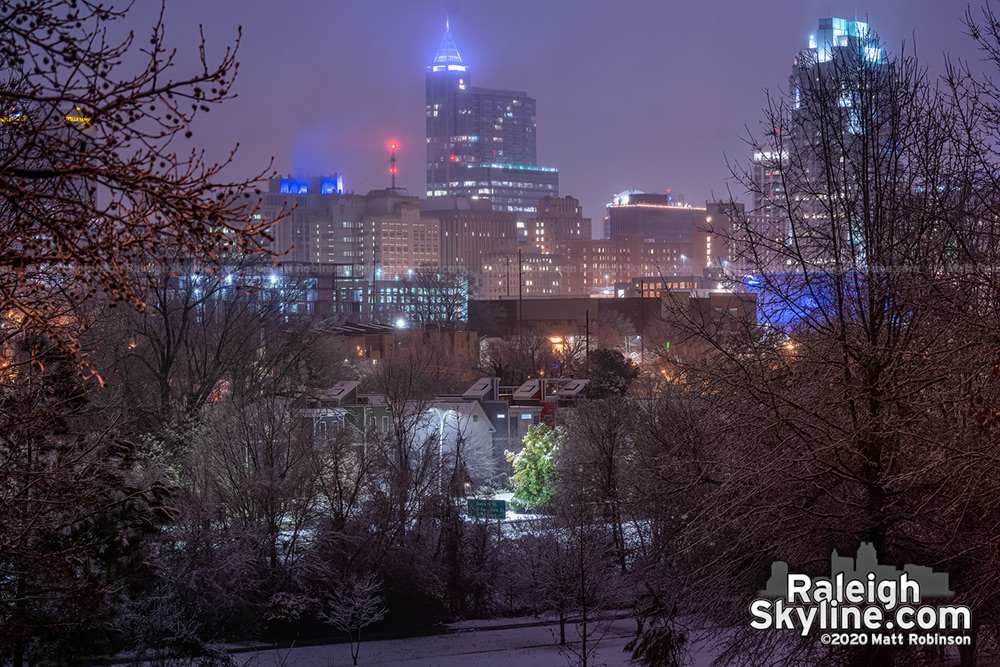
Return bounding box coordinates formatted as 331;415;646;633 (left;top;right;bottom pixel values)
388;140;398;189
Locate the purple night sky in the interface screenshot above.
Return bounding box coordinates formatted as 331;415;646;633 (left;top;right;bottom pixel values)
127;1;987;233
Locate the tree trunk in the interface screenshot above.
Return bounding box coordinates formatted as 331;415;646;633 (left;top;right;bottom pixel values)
13;572;25;667
959;623;977;667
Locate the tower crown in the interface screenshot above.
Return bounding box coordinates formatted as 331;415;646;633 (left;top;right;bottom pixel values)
805;17;884;65
430;19;467;72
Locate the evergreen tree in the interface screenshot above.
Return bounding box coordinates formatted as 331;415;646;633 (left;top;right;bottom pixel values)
505;423;565;512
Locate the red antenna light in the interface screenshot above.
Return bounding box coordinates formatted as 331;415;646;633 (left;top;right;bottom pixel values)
450;155;456;162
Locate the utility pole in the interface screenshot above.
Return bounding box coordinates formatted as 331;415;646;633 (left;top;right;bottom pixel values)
388;141;399;189
506;255;511;297
518;248;523;340
639;279;645;365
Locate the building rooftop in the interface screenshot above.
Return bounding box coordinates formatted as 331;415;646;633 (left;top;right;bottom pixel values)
431;19;467;71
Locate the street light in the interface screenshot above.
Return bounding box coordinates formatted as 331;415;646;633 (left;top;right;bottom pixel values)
435;408;456;496
639;278;645;365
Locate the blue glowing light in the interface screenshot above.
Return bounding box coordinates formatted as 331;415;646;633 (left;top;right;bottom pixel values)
432;25;464;67
745;277;762;287
280;178;312;195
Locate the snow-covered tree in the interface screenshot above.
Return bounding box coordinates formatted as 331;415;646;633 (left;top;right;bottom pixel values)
0;340;172;665
505;423;565;512
321;574;387;666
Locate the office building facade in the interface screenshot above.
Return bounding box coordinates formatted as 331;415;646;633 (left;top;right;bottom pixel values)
258;180;439;281
524;195;591;254
605;191;704;243
420;196;518;274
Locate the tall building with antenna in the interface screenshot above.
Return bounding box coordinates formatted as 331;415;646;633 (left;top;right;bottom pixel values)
425;19;558;222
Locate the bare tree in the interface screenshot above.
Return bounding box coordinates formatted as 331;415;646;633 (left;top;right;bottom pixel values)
198;393;319;575
97;255;288;438
321;574;387;666
551;333;586;378
651;26;1000;667
362;347;446;551
395;268;472;329
554;492;620;667
0;0;274;369
313;425;372;535
123;316;341;653
564;398;638;573
480;326;557;385
593;309;636;354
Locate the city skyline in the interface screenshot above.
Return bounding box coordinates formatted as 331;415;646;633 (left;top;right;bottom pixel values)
124;1;985;233
3;2;997;662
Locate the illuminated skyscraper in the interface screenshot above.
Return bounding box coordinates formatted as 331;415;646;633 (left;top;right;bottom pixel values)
425;20;558;220
750;18;887;271
791;17;885;101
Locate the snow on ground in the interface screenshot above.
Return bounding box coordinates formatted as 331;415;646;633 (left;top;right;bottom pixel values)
234;616;725;667
229;610;987;667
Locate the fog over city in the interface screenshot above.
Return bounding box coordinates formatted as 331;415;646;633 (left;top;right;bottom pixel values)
125;0;984;220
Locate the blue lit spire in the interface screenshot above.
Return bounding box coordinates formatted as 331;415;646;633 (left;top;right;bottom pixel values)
432;18;466;70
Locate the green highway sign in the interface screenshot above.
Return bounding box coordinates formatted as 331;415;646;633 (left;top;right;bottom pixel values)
468;498;506;520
